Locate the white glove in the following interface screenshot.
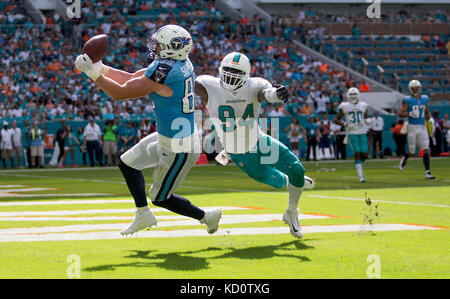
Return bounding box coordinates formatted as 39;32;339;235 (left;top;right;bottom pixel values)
409;110;420;118
75;54;103;81
215;149;230;166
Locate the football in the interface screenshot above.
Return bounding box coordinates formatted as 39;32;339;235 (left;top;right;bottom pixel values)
82;34;109;63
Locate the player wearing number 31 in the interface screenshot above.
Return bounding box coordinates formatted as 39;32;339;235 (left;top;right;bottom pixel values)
75;25;222;236
398;79;435;179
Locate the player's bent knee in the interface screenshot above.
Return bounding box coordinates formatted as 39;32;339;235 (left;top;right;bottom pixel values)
287;161;305;188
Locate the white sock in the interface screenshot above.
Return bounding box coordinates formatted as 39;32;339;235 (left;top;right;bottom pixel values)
137;206;149;213
355;163;364;178
287;183;303;212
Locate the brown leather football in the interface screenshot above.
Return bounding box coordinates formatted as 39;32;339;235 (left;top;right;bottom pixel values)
82;34;109;63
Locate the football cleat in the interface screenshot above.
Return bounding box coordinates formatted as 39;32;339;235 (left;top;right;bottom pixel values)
283;209;303;239
425;172;435;180
359;177;366;183
200;208;222;234
120;209;157;236
399;157;406;171
303;175;316;190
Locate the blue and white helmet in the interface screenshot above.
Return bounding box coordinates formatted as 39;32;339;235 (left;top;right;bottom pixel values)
219;52;251;91
408;79;422;96
148;25;192;61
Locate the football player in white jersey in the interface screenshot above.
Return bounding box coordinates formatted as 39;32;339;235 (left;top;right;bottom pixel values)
195;52;314;238
335;88;370;182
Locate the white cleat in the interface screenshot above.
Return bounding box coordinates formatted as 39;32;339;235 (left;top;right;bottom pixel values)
359;176;366;183
425;172;435;180
283;209;303;239
399;157;405;171
120;209;157;236
303;175;316;190
200;208;222;234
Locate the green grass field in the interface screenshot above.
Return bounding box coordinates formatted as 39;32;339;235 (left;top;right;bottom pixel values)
0;158;448;279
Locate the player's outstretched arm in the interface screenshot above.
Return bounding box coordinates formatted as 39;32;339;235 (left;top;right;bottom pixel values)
101;66;148;85
95;74;173;101
75;54;172;100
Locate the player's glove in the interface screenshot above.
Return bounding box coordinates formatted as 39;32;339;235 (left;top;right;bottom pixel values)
75;54;103;81
273;84;289;102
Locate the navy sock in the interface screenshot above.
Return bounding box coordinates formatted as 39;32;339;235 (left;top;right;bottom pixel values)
401;153;409;167
118;159;148;208
423;153;430;171
153;194;205;220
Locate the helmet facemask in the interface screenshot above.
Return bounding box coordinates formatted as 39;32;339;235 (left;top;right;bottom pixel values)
409;86;421;96
219;66;247;91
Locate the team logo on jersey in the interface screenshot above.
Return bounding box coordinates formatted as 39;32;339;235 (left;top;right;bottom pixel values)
170;37;191;50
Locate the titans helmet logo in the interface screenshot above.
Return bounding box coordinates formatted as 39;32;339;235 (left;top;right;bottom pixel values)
170;37;191;50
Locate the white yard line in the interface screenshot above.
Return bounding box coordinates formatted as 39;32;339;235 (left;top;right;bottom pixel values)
0;193;113;198
0;214;330;235
0;199;133;206
0;224;441;242
0;213;328;223
0;206;256;217
304;194;450;208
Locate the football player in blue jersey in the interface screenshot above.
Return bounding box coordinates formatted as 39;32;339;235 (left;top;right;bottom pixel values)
75;25;222;235
398;79;435;179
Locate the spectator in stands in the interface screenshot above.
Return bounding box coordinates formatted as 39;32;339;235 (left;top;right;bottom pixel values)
300;102;314;116
10;120;23;168
56;120;68;168
61;125;78;168
138;118;154;141
23;120;31;168
391;120;406;157
83;118;103;167
371;112;384;158
359;81;370;92
120;121;137;153
443;113;450;154
331;120;346;160
77;126;87;166
285;117;303;158
30;121;45;168
1;121;13;168
103;120;118;166
304;116;319;161
318;112;332;159
432;110;444;156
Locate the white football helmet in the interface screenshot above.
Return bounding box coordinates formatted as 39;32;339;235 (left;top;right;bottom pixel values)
408;79;422;96
219;52;251;91
347;87;360;104
147;25;192;61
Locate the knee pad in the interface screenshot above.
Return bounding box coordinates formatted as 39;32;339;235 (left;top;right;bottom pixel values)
286;161;305;188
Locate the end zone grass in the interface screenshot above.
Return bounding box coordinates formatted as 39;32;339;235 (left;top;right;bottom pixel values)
0;158;448;278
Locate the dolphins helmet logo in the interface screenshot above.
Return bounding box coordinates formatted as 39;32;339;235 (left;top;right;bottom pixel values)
170;37;191;50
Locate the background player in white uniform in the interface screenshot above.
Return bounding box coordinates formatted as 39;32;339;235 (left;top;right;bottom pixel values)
196;52;314;238
75;25;221;236
335;88;370;182
398;79;435;179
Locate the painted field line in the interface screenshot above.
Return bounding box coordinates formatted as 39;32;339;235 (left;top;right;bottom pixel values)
0;185;26;189
0;193;113;198
0;199;133;206
0;214;331;235
0;188;57;193
304;194;450;208
0;213;328;223
0;224;441;242
1;173;448;209
0;206;258;217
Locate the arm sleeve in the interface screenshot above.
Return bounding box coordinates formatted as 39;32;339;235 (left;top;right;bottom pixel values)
145;61;173;84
